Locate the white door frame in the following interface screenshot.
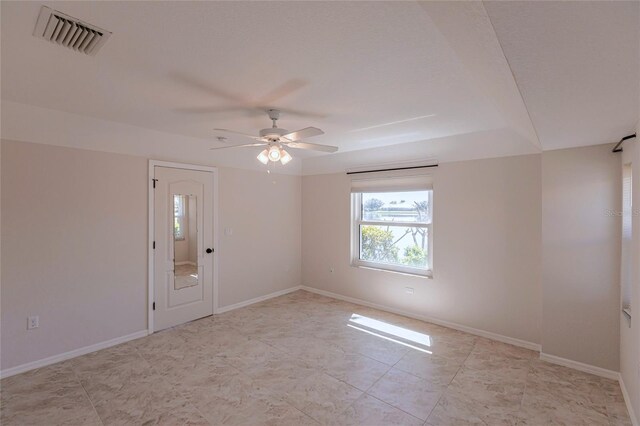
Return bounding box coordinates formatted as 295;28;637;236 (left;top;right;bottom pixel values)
148;160;219;334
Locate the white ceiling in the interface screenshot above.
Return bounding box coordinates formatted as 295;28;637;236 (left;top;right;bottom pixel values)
1;1;638;175
484;0;639;151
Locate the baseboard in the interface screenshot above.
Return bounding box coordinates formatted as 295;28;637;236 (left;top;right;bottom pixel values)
619;374;639;426
300;286;541;352
1;286;303;379
539;352;619;380
0;329;148;379
215;285;303;314
175;261;196;266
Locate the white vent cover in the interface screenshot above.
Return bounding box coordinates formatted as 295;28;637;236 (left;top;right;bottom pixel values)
33;6;111;56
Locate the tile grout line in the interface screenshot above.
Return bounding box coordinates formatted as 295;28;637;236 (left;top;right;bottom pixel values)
364;392;426;424
421;336;479;424
290;405;322;425
357;342;426;422
239;308;405;424
317;361;395;422
238;296;459;424
255;332;361;423
218;321;327;424
68;364;105;426
515;358;534;424
132;343;215;425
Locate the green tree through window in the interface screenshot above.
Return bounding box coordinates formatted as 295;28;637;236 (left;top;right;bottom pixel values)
361;226;399;263
402;245;428;267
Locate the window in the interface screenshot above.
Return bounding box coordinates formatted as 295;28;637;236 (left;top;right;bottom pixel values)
351;175;433;277
173;194;186;241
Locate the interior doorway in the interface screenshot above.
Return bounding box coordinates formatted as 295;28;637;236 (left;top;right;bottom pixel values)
148;161;218;333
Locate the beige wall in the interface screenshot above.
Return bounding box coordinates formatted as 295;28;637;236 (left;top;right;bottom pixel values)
1;140;148;370
302;154;542;345
1;140;302;370
1;138;625;378
218;167;302;307
541;144;621;371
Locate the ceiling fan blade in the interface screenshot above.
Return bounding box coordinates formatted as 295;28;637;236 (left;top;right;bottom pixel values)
281;127;325;142
209;143;267;151
171;72;246;104
175;106;249;114
283;141;338;153
172;73;325;119
213;129;263;141
272;107;326;119
258;79;307;105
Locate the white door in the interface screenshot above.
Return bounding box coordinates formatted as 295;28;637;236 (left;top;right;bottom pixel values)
153;166;214;331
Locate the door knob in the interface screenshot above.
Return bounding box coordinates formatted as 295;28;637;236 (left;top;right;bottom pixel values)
206;248;214;254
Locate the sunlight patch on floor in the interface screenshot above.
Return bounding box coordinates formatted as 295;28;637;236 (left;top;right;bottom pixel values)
347;314;432;353
349;314;431;346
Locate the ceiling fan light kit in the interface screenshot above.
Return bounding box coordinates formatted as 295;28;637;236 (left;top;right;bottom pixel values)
211;109;338;167
279;149;292;165
257;146;293;165
257;149;269;165
268;145;282;162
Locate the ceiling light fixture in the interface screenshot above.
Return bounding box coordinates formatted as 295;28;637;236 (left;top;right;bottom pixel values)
257;149;269;165
279;149;292;165
256;145;292;165
268;145;281;162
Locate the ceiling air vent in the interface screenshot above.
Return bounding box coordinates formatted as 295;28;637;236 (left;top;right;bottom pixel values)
33;6;111;56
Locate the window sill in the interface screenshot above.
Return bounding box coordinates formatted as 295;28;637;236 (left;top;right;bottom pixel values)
351;263;432;279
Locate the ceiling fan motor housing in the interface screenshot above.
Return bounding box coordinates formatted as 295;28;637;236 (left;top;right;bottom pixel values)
259;127;289;141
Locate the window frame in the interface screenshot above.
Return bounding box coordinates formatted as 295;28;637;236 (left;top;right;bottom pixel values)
350;191;433;278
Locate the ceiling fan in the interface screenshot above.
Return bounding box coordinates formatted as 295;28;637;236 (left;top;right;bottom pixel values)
210;109;338;165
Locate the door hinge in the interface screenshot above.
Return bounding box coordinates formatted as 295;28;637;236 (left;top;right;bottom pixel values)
153;302;155;311
153;241;155;249
152;178;158;188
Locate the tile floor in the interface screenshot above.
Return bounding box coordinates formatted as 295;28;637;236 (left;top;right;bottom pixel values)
174;264;198;290
1;290;632;425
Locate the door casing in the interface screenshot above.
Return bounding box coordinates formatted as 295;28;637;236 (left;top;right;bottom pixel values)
148;160;219;334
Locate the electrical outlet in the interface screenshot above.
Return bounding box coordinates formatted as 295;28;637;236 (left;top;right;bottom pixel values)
405;287;414;295
329;267;334;273
27;316;39;330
